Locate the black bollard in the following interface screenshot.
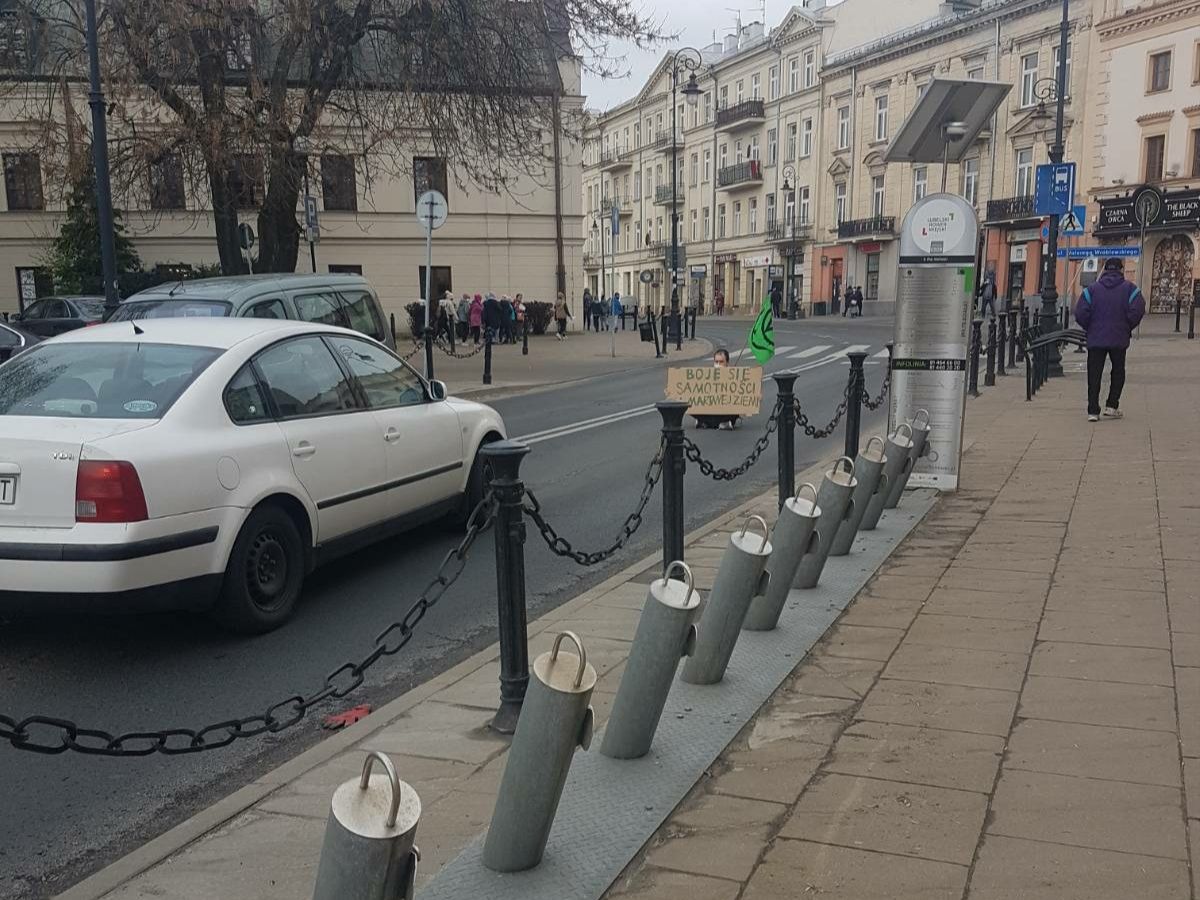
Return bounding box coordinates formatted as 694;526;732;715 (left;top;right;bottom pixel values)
844;351;867;459
772;373;798;510
1177;296;1183;333
1008;309;1019;369
522;319;529;356
969;318;983;397
657;401;688;575
424;325;436;382
984;318;997;387
389;312;397;342
1190;302;1196;341
484;441;532;735
651;312;664;359
997;313;1007;377
482;330;493;385
885;341;895;432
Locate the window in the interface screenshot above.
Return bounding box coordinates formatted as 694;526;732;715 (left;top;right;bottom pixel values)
719;143;728;168
149;153;185;211
733;201;742;235
787;123;798;160
917;81;930;99
294;291;349;329
338;290;385;340
703;149;712;183
656;216;663;240
766;192;776;225
225;365;271;424
332;335;424;409
1192;128;1200;177
962;157;979;206
256;337;357;419
2;152;42;210
1020;52;1039;107
230;154;264;209
803;50;815;88
799;186;810;224
735;80;744;104
719;85;728;109
703;206;711;239
967;66;984;80
801;117;813;157
634;122;641;147
1052;43;1071;98
913;167;927;202
644;169;651;198
768;65;780;100
748;197;758;233
751;73;761;100
1016;148;1034;195
788;57;799;93
1144;134;1166;182
703;92;712;123
718;203;726;238
834;182;846;223
748;136;760;161
0;10;33;71
689;153;699;187
1148;50;1172;93
413;156;448;206
321;155;357;212
633;172;641;200
874;95;888;141
785;190;795;223
872;175;885;216
691;209;698;241
837;106;850;150
245;298;287;320
768;128;778;166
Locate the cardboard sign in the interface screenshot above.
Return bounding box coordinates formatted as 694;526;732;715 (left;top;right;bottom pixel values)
666;366;763;417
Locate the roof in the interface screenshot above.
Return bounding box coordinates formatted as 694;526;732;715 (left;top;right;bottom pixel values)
822;0;948;55
127;274;370;303
45;317;334;350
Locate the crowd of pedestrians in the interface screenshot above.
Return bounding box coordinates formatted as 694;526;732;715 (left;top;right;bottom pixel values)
432;291;531;347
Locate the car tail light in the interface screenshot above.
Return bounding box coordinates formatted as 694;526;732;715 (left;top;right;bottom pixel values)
76;460;148;523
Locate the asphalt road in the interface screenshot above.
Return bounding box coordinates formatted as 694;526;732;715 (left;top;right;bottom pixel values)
0;314;895;899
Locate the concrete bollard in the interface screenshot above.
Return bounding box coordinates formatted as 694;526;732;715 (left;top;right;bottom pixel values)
483;631;596;873
312;751;421;900
793;458;858;589
860;424;913;531
744;484;822;632
601;561;701;760
680;515;773;685
885;409;930;509
829;437;887;557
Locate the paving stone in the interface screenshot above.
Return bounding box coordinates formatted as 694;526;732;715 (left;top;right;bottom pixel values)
1038;609;1171;650
553;604;646;642
785;653;884;701
1005;719;1181;787
647;794;784;883
415;790;502;888
883;642;1026;692
1019;675;1177;732
823;720;1003;793
952;552;1058;575
592;581;653;610
1053;564;1165;593
968;833;1190;900
1183;758;1200;819
743;839;967;900
839;597;923;630
858;576;939;602
360;701;507;764
746;693;858;749
922;587;1045;622
905;613;1037;655
1175;666;1200;757
937;568;1051;594
987;768;1187;859
431;661;504;709
857;679;1018;736
819;623;906;662
779;772;986;864
878;560;949;579
1029;642;1173;686
1045;585;1167;618
606;867;742;900
710;739;827;804
1172;631;1200;667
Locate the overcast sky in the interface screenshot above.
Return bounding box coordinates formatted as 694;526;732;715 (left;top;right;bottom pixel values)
580;1;807;111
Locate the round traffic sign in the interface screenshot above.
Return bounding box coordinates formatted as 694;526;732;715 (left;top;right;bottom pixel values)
416;190;448;231
639;269;654;284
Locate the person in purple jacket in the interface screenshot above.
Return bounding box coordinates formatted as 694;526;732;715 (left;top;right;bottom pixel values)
1074;258;1146;422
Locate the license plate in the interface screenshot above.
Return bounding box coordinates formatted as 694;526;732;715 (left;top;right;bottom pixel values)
0;476;15;505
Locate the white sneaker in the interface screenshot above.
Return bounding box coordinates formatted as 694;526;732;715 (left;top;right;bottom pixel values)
1103;408;1123;419
1087;414;1100;422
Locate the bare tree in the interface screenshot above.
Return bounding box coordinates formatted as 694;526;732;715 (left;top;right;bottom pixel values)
1;0;661;274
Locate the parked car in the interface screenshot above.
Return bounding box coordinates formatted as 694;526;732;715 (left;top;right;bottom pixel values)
0;320;41;363
108;274;396;350
0;318;504;632
12;295;106;337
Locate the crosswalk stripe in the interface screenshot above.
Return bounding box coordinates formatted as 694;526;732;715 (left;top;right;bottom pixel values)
774;345;796;356
787;345;832;360
835;344;872;357
873;348;890;358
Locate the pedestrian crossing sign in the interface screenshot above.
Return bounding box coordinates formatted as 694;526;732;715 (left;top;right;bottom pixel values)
1060;205;1086;236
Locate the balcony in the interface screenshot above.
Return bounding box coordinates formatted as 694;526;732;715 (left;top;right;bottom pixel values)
985;195;1036;224
583;253;600;269
766;218;813;243
651;131;684;154
654;184;685;206
715;99;766;133
600;196;633;216
838;215;896;240
717;160;764;191
599;148;633;171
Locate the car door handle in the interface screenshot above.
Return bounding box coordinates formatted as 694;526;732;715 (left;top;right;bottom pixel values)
384;428;402;443
292;442;317;458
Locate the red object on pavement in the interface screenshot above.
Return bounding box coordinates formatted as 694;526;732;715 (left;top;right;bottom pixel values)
321;704;372;730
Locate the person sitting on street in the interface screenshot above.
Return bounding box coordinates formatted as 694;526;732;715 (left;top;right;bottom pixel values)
1074;257;1145;423
694;348;741;431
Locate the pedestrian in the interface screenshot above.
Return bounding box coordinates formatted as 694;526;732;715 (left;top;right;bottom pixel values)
553;291;572;340
515;293;527;331
456;293;471;341
469;293;483;344
1075;257;1145;423
582;288;593;332
498;295;513;343
770;282;783;318
979;273;997;318
855;285;865;318
611;290;622;329
438;290;457;349
841;285;850;318
483;292;503;343
715;287;725;317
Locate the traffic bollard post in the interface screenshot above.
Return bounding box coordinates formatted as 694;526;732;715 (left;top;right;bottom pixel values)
969;319;983;397
485;441;531;735
984;318;997;387
794;458;857;589
681;516;773;685
600;561;700;759
1008;309;1019;369
844;351;867;460
744;484;821;632
885;409;930;509
860;424;912;531
830;436;886;557
997;313;1007;376
522;319;529;356
1190;301;1196;340
311;751;421;900
657;401;689;575
772;373;798;509
885;341;895;433
482;330;493;386
483;631;596;873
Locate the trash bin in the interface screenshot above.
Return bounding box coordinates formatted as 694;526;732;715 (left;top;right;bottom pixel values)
638;322;655;343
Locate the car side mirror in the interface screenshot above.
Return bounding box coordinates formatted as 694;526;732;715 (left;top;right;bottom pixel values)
429;380;448;401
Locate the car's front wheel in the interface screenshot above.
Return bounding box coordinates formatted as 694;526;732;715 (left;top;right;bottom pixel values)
213;504;305;634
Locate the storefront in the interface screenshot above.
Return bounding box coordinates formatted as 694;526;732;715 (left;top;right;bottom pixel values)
742;253;772;311
860;242;882;300
982;199;1045;306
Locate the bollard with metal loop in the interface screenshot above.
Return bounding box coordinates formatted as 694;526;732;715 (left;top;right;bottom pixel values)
744;484;821;632
830;436;887;557
485;441;531;735
793;458;857;589
601;562;701;759
482;330;493;386
773;373;799;509
997;313;1007;377
483;631;596;873
1008;309;1019;369
658;401;689;574
885;409;930;509
522;318;529;356
844;351;867;459
860;424;913;531
984;318;997;387
681;516;773;685
969;318;983;397
885;342;895;433
311;751;421;900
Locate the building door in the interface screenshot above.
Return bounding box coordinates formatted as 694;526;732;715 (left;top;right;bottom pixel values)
1007;262;1025;305
831;259;843;310
865;253;880;300
418;266;452;301
1151;235;1196;313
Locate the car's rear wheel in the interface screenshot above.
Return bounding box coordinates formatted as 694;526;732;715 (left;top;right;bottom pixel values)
213;505;305;634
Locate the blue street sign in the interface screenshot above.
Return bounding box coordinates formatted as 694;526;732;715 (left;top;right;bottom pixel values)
611;205;620;236
1035;162;1076;216
1042;205;1087;240
1056;246;1140;259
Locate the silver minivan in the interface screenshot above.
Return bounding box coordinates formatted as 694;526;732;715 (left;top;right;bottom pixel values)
109;274;396;350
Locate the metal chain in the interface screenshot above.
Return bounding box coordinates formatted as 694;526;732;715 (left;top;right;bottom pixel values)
795;389;848;440
681;399;783;481
399;339;423;361
0;496;497;757
862;369;891;412
524;440;665;566
435;338;486;360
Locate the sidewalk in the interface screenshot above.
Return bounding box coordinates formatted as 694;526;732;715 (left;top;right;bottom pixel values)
606;316;1200;900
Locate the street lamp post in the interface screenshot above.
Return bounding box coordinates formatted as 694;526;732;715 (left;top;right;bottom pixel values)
669;49;703;354
84;0;119;314
782;165;799;320
1037;0;1070;378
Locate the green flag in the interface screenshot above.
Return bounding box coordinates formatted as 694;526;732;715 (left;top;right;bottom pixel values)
748;300;775;364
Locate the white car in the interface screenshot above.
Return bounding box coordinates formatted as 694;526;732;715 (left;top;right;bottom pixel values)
0;318;505;632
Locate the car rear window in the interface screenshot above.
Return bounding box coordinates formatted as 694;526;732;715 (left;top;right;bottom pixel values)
109;299;232;321
0;342;221;419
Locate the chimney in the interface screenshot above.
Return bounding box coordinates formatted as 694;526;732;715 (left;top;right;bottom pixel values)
723;32;739;55
740;22;765;49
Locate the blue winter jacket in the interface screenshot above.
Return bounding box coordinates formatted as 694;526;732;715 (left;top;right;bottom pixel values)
1075;270;1145;349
